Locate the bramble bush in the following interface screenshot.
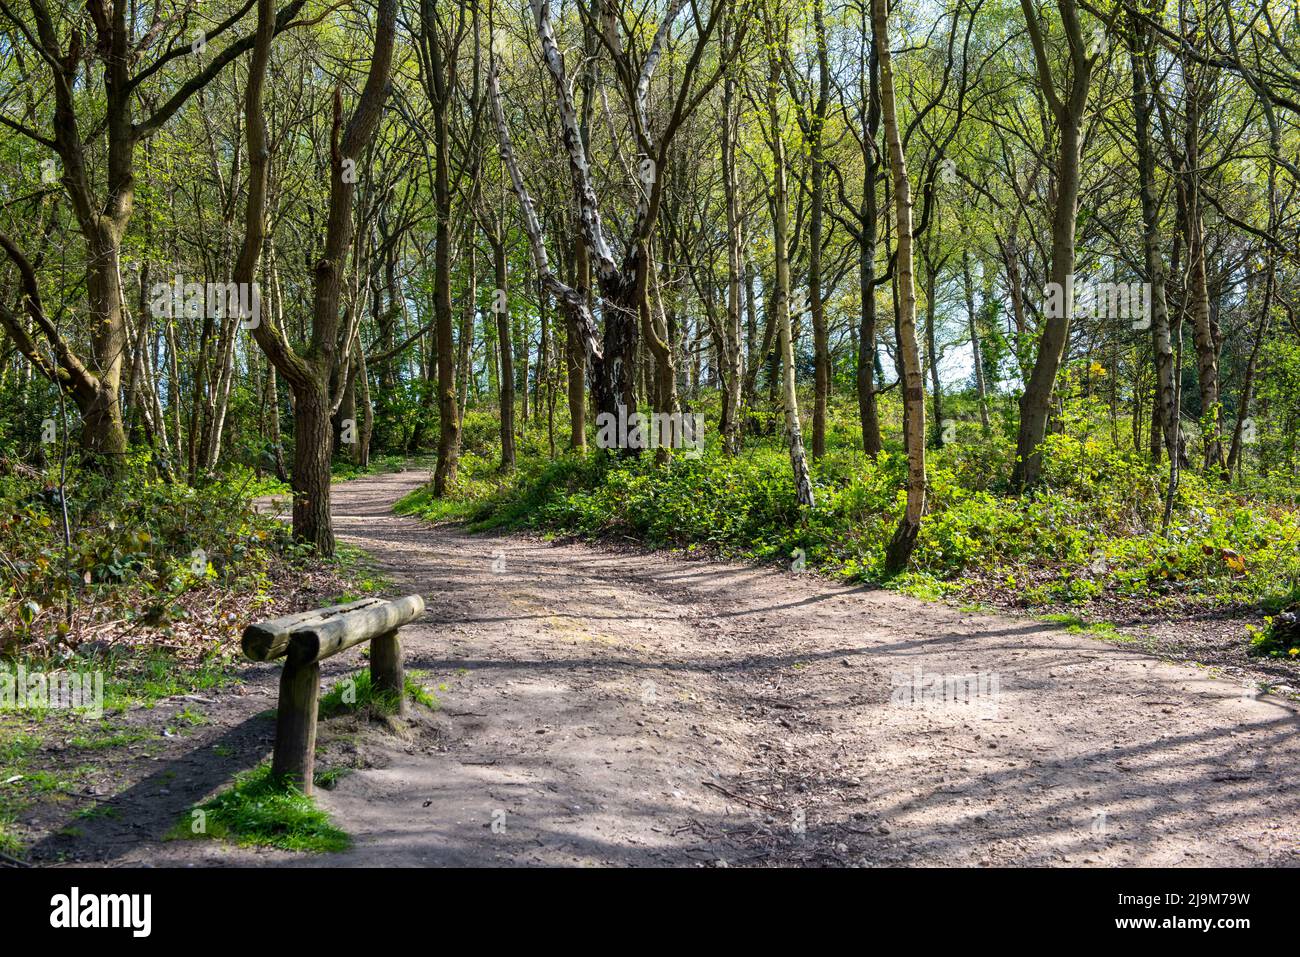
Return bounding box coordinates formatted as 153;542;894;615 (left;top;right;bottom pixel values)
0;454;299;656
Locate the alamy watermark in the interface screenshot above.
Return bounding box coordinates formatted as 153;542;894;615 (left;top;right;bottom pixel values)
1044;275;1151;330
1;665;104;718
149;275;261;329
50;887;151;937
595;404;704;458
889;665;1000;718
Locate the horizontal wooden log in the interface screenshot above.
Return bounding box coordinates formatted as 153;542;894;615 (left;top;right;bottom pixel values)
242;597;387;661
287;594;425;666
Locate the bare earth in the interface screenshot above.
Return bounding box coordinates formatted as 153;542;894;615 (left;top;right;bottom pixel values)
60;469;1300;867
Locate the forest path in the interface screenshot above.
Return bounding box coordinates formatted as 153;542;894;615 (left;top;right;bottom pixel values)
99;468;1294;868
277;469;1299;866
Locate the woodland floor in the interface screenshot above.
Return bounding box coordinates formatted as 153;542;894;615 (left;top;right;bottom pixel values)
23;469;1300;867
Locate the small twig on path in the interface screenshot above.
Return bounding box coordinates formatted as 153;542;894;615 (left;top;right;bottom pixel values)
702;780;784;813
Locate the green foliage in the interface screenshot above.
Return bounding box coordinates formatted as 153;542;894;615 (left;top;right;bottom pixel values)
0;818;21;858
331;453;432;484
317;667;439;719
1246;612;1300;660
222;465;290;499
0;458;299;655
1038;614;1127;640
170;763;349;853
67;728;150;750
0;731;40;765
0;724;78;859
458;410;506;457
394;448;525;524
312;766;354;790
89;646;241;713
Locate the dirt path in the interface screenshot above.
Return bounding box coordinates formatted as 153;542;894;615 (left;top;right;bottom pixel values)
102;470;1300;866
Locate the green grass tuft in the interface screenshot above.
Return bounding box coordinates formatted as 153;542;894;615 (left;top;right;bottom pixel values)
312;766;354;790
317;668;439;719
0;817;22;858
169;763;349;853
1039;613;1128;640
68;728;151;750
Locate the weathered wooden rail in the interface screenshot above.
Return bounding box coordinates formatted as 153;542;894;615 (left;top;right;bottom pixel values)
242;594;425;794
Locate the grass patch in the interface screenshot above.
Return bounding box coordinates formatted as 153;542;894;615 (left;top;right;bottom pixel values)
317;668;439;719
312;766;354;790
0;791;26;858
0;732;40;765
169;763;349;853
20;769;78;794
68;728;150;750
162;706;209;737
1039;613;1128;640
393;465;509;524
60;646;244;714
891;571;958;602
0;731;88;860
0;816;22;857
0;729;43;858
332;453;434;484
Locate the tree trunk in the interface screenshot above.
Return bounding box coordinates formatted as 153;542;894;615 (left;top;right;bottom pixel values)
1183;64;1224;472
1128;16;1177;467
876;0;926;573
428;16;461;495
923;248;945;445
567;244;589;451
493;239;517;471
244;0;396;554
1011;0;1092;490
765;16;814;507
720;28;744;455
458;242;476;428
809;1;831;460
962;251;990;434
293;382;335;554
856;28;884;458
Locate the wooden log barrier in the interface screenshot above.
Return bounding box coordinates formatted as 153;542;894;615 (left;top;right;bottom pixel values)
241;597;387;662
242;594;425;794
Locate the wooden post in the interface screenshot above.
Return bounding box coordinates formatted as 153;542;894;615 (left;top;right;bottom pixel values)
370;629;405;716
272;660;320;795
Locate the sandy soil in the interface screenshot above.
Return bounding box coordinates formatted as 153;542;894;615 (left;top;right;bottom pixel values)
39;469;1300;867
